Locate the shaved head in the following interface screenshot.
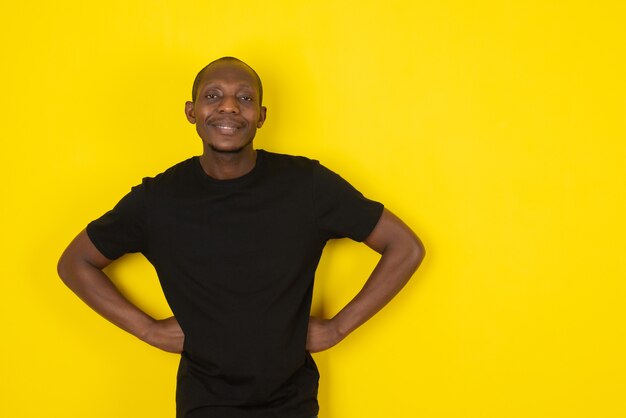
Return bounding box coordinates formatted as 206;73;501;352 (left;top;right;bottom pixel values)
191;57;263;104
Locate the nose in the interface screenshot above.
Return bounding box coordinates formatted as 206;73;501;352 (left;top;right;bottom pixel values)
218;95;239;114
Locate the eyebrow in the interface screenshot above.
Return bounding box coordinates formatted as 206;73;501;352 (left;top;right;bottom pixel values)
203;82;256;90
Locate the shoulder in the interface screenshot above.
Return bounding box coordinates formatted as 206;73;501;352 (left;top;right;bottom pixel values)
260;149;318;167
259;150;323;177
259;150;354;191
137;157;197;191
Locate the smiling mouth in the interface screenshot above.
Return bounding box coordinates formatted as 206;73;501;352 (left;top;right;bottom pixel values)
211;122;243;135
209;118;245;134
215;125;238;130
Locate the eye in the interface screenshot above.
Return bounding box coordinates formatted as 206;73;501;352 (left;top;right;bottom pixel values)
206;93;219;100
239;95;253;102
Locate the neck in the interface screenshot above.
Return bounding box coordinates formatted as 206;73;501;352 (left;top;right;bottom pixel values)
199;145;257;180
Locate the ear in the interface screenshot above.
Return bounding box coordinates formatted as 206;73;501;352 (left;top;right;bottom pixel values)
257;106;267;128
184;101;196;124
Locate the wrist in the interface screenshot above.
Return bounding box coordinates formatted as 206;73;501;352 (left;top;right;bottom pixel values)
329;316;350;341
135;316;158;344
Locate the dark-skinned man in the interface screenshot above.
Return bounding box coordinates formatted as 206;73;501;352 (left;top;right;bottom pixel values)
58;57;425;418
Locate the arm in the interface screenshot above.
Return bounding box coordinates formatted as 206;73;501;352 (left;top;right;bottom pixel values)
57;229;184;353
306;208;425;353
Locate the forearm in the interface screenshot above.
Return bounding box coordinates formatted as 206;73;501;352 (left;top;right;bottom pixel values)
306;209;425;353
58;257;155;342
307;209;425;352
332;235;424;339
57;230;183;352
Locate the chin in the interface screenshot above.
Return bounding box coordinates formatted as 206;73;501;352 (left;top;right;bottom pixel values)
207;139;254;154
209;145;246;154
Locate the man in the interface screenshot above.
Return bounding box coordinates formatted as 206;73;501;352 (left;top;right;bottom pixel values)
58;57;424;418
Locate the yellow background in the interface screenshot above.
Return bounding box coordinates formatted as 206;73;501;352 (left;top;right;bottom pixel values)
1;1;625;417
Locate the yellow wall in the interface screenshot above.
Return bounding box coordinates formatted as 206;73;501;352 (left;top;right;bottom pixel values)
1;1;625;417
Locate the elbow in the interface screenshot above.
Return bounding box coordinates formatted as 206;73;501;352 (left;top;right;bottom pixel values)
57;253;71;284
407;233;425;271
57;249;79;287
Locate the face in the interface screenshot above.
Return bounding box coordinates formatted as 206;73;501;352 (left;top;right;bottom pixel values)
185;61;267;154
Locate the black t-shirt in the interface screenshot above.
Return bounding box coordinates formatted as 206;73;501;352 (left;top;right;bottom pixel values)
87;150;384;418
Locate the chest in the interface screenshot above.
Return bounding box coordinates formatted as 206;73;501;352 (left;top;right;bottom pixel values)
147;185;317;260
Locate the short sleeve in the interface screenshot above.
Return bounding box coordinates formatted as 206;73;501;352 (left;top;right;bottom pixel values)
312;162;384;242
86;183;148;260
